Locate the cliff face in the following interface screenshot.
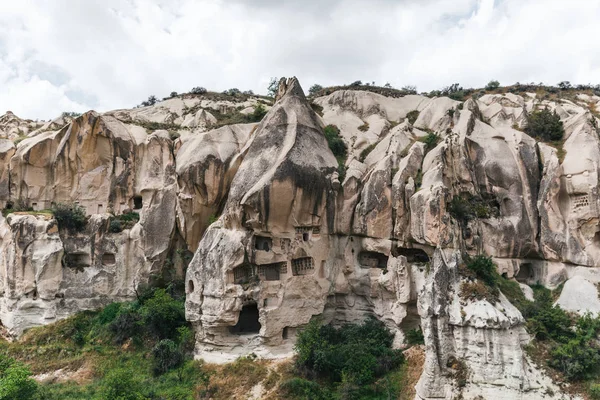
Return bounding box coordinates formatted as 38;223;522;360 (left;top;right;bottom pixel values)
2;79;600;397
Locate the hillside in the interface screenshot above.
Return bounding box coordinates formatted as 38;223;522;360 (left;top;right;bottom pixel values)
1;77;600;398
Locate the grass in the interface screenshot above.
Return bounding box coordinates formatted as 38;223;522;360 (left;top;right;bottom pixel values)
359;142;377;162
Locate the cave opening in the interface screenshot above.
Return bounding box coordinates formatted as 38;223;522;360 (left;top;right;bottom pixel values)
229;303;261;335
392;247;430;263
358;251;389;269
188;279;194;293
516;263;534;283
133;195;143;210
254;236;272;251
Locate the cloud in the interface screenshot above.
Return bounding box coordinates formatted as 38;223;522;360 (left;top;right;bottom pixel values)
1;0;599;119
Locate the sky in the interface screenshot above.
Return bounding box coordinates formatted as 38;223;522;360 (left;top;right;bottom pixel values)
1;0;600;120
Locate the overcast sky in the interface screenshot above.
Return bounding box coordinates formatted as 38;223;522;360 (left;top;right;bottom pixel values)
1;0;600;120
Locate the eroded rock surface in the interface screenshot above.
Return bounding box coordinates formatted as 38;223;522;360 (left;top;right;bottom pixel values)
3;79;600;398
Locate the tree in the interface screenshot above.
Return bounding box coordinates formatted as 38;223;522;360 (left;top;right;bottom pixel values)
558;81;572;90
267;77;279;97
308;84;323;96
0;354;39;400
402;85;417;94
190;87;207;95
350;80;362;87
485;80;500;90
169;91;178;98
141;95;157;107
383;83;392;89
525;107;565;141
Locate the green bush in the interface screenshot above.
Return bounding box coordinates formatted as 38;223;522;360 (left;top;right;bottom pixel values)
359;143;377;162
95;368;148;400
249;104;267;122
138;289;187;340
525;107;564;141
550;338;600;380
419;131;440;151
406;110;420;125
109;306;142;344
485;80;500;90
466;256;498;288
308;84;323;97
448;193;499;225
152;339;184;376
295;319;403;386
590;383;600;399
52;203;87;232
405;328;424;346
323;125;347;160
0;354;39;400
109;219;123;233
280;377;332;400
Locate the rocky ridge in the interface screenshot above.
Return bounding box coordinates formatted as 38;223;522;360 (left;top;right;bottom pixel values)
2;78;600;398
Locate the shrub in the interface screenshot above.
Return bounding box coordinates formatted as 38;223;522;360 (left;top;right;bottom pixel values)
95;368;148;400
525;107;564;141
466;256;498;288
190;87;207;95
448;193;499;225
406;110;420;125
590;383;600;399
0;354;39;400
138;289;186;340
109;306;142;344
141;95;157;107
405;327;424;346
485;80;500;90
358;122;369;132
223;88;241;96
359;143;377;162
419;131;440;151
51;203;87;232
295;318;403;386
249;104;267;122
267;77;279;97
152;339;184;375
323;125;347;160
109;219;123;233
280;377;332;400
460;281;498;303
550;338;600;380
401;85;417;94
308;84;323;96
169;91;177;98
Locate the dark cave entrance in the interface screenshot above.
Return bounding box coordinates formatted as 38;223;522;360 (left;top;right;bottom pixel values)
133;195;143;210
516;263;534;283
229;303;261;335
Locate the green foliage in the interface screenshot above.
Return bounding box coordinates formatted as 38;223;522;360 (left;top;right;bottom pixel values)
418;131;440;151
0;354;39;400
52;203;87;232
590;383;600;399
95;368;148;400
485;80;500;90
406;110;420;125
280;377;332;400
139;289;187;340
294;318;403;387
323;125;347;159
308;84;323;96
249;104;267;122
550;337;600;381
358;122;369;132
359;143;377;162
109;219;123;233
152;339;184;376
466;256;498;288
267;77;279;97
405;328;424;346
448;192;499;225
525;107;565;141
190;87;207;95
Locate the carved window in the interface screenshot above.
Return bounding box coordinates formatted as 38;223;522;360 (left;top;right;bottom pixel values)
232;264;253;283
358;251;389;269
572;194;590;210
292;257;315;276
257;262;287;281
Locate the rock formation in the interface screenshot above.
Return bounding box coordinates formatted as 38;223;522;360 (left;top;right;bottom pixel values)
3;78;600;398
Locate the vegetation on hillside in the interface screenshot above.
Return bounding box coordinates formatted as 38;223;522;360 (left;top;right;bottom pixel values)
323;124;348;182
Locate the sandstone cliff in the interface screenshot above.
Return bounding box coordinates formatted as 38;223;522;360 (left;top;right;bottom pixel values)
3;79;600;398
